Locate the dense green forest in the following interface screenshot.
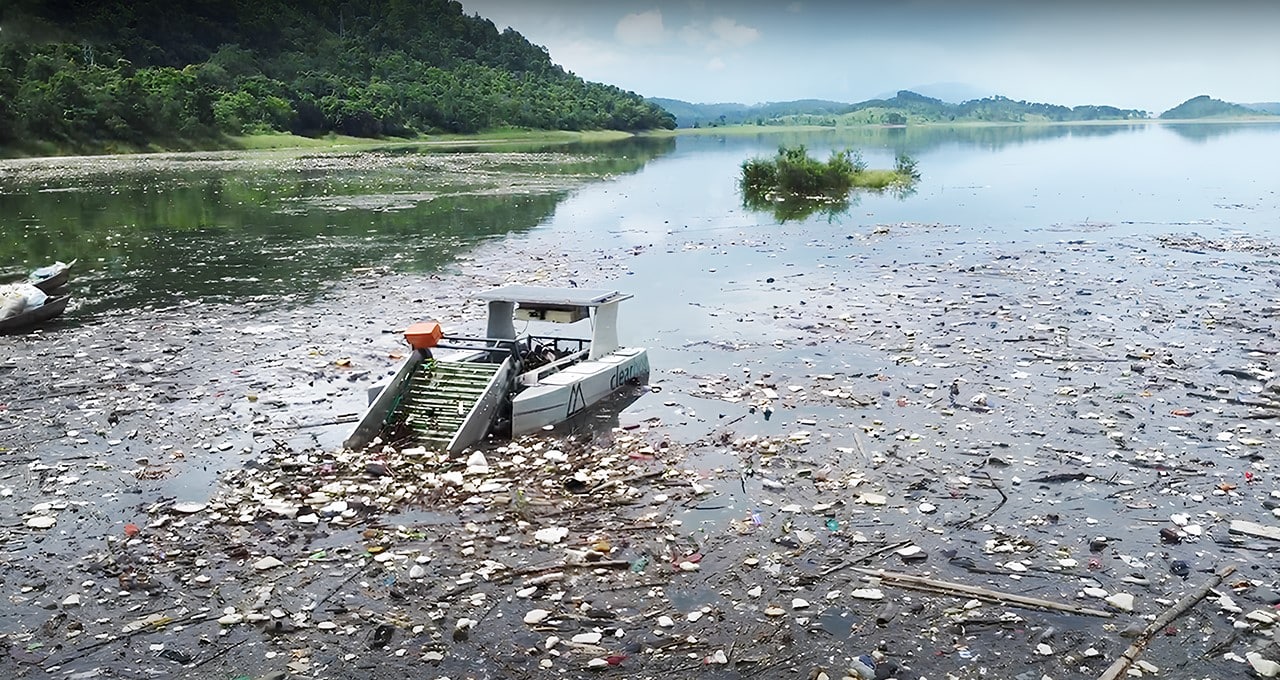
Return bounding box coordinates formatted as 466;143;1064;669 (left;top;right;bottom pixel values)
0;0;675;152
651;91;1149;128
1160;95;1272;119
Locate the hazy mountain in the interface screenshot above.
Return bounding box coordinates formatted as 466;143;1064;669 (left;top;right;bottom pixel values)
1243;102;1280;114
647;98;851;128
1160;95;1269;119
649;91;1147;128
874;82;992;104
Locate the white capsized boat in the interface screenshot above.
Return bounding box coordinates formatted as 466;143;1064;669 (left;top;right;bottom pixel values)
345;284;649;453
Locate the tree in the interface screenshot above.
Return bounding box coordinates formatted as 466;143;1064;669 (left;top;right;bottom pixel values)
1;0;677;151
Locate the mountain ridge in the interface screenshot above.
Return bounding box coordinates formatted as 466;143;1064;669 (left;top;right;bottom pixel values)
651;91;1276;128
649;90;1150;128
1244;102;1280;114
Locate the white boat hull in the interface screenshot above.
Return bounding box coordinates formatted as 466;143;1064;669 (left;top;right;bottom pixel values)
512;347;649;436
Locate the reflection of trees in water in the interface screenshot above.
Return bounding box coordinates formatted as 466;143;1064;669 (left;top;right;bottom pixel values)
416;136;677;172
741;181;917;223
683;123;1159;157
0;141;677;311
1161;122;1280;143
742;187;858;223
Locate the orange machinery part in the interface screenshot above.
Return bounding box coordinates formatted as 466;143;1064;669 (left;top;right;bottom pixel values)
404;321;443;350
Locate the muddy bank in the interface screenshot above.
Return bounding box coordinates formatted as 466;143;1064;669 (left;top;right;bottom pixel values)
2;224;1280;680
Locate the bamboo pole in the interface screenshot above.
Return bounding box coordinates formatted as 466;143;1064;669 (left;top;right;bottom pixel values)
1096;565;1236;680
854;568;1114;618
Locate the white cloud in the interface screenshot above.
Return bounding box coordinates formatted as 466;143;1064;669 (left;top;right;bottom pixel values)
542;37;626;78
681;16;760;52
706;56;726;72
787;2;804;13
709;17;760;48
615;9;666;46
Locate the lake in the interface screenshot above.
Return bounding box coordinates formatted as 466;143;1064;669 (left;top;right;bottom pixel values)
3;123;1276;314
2;122;1279;678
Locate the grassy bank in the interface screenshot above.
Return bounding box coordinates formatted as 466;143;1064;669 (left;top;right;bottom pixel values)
234;128;635;150
0;128;638;159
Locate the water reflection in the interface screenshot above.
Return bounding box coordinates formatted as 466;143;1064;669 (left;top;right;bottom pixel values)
0;138;676;312
741;188;860;222
683;121;1160;157
1161;121;1280;143
739;179;917;223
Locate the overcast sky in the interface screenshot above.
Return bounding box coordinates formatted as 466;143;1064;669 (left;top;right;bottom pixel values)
460;0;1279;113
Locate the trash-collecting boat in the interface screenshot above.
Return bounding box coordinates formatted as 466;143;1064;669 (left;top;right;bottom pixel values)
0;293;71;334
345;285;650;453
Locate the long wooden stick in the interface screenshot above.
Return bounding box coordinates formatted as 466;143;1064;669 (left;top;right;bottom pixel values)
1096;565;1236;680
854;568;1113;618
819;540;914;576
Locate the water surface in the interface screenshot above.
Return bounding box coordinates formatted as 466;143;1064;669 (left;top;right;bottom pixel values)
3;121;1280;680
3;123;1276;312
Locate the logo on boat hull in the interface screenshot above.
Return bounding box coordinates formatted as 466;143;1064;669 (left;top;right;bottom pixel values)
566;383;587;417
609;358;650;390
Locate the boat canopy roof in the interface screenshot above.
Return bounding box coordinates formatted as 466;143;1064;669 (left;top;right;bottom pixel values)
474;285;631;307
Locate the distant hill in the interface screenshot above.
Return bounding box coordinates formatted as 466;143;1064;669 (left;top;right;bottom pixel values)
650;91;1148;128
1160;95;1269;119
1243;102;1280;115
841;92;1148;125
647;98;851;128
874;82;992;104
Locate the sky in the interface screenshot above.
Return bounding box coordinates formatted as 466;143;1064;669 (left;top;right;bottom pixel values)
459;0;1280;113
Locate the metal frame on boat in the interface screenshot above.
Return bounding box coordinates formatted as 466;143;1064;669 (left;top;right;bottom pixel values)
345;285;649;453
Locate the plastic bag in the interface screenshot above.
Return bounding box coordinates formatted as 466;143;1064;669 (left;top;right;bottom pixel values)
29;261;68;281
0;283;46;319
23;284;47;309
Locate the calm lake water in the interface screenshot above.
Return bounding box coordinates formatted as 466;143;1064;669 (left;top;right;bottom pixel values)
3;122;1276;314
3;122;1278;397
5;121;1277;396
3;122;1280;677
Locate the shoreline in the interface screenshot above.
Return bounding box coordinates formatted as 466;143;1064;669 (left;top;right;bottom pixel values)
4;117;1277;160
0;129;639;161
671;116;1280;136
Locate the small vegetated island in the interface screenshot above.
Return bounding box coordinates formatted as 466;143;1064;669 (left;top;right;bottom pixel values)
740;145;920;221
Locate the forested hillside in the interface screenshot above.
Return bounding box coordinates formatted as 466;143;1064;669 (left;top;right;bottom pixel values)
652;91;1149;128
843;91;1148;124
1160;95;1272;119
648;98;852;128
0;0;675;151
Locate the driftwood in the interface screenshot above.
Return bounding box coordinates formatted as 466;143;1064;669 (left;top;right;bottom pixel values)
854;568;1113;618
1096;565;1236;680
948;471;1008;529
515;559;631;576
1229;519;1280;542
1186;391;1280;409
819;539;914;577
